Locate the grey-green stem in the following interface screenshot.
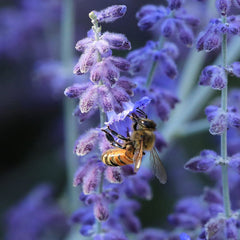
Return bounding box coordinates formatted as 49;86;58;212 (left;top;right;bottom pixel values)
61;0;79;213
220;15;231;218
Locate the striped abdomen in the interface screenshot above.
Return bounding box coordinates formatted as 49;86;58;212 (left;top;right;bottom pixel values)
102;149;134;167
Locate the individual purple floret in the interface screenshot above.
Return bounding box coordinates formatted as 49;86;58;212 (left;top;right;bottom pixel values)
5;185;69;240
216;0;231;16
229;62;240;77
184;150;219;172
92;5;127;23
199;65;227;90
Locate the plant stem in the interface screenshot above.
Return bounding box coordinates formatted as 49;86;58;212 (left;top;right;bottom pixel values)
220;15;231;218
61;0;79;213
146;36;164;89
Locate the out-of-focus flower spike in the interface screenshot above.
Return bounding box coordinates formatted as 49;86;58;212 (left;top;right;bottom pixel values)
184;150;217;172
136;5;158;19
92;5;127;23
137;13;162;31
80;225;94;236
79;85;99;113
216;0;231;16
64;83;90;98
94;196;109;221
161;18;176;38
177;22;194;47
74;129;100;156
75;38;93;52
78;47;98;74
102;32;131;50
168;0;184;10
105;166;123;183
155;132;167;152
168;213;199;229
203;188;223;204
162;42;179;59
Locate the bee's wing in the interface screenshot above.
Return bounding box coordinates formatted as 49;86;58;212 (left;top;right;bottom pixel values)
150;147;167;184
133;140;143;173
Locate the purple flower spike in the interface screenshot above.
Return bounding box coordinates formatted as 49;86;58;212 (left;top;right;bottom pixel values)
199;65;227;90
184;150;218;172
216;0;231;16
168;0;183;10
231;62;240;77
74;129;100;156
229;153;240;174
64;83;90;98
94;196;109;221
105;166;123;183
102;32;131;50
92;5;127;23
79;85;99;113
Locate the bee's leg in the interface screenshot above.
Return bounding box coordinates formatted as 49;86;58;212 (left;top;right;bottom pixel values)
102;129;124;149
132;122;138;131
136;108;147;118
107;126;130;141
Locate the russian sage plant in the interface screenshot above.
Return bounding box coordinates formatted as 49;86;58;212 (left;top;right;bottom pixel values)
64;1;240;240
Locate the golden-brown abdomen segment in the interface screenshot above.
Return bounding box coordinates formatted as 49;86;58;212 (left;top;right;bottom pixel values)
102;149;134;167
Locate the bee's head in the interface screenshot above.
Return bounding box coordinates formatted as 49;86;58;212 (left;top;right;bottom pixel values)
138;118;156;130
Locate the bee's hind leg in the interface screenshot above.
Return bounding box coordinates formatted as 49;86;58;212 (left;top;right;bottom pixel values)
107;126;130;142
101;129;124;149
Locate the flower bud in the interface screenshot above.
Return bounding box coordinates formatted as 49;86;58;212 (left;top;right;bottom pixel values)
105;166;123;183
161;19;176;38
79;85;99;113
74;129;100;156
98;85;115;112
231;62;240;77
136;5;158;19
92;5;127;23
216;0;231;16
64;83;90;98
184;150;217;172
168;0;183;10
75;38;93;52
94;197;109;221
102;32;131;50
109;56;130;71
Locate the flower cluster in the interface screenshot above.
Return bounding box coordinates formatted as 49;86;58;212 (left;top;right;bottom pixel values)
4;185;69;240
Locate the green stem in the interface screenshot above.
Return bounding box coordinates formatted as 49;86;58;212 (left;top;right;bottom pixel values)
220;15;231;218
61;0;79;213
146;36;164;89
96;110;106;234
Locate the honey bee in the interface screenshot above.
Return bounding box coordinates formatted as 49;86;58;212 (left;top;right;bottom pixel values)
101;108;167;184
